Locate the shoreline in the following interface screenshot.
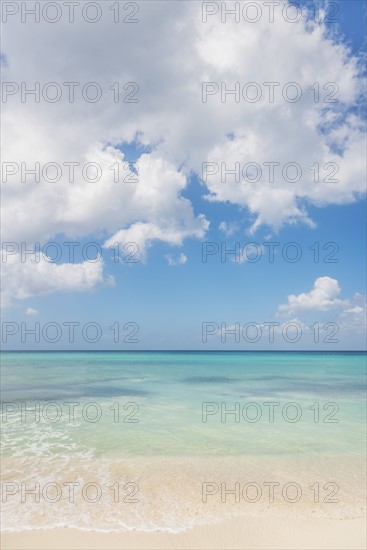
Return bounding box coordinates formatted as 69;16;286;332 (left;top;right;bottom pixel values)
2;455;365;530
2;455;365;533
1;517;366;550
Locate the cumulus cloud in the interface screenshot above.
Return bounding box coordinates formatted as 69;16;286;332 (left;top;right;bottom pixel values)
277;276;346;316
104;217;207;263
338;293;367;335
277;283;366;344
1;255;106;308
2;2;365;240
1;1;365;304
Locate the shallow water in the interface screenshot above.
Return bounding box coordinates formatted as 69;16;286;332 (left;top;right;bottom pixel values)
1;351;366;530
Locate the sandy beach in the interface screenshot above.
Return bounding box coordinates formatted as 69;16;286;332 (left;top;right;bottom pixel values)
2;353;366;549
2;516;366;550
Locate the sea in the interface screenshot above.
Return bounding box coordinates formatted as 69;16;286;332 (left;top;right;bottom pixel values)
1;351;366;531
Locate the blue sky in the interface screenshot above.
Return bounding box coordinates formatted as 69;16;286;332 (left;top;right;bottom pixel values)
1;0;366;350
3;182;366;350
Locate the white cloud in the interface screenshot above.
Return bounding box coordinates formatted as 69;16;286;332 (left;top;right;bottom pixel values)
165;253;188;266
25;307;38;316
1;2;365;304
338;293;367;335
276;281;366;344
2;2;365;241
104;218;207;263
1;255;106;309
277;276;346;316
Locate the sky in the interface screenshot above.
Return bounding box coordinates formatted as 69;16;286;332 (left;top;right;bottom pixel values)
1;0;366;350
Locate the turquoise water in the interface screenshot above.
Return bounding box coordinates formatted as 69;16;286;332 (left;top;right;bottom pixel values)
1;351;366;531
1;351;366;458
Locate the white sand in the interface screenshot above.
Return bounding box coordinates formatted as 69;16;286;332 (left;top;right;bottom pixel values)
1;516;366;549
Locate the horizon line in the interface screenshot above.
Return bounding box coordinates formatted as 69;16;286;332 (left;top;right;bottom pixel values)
1;349;366;353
